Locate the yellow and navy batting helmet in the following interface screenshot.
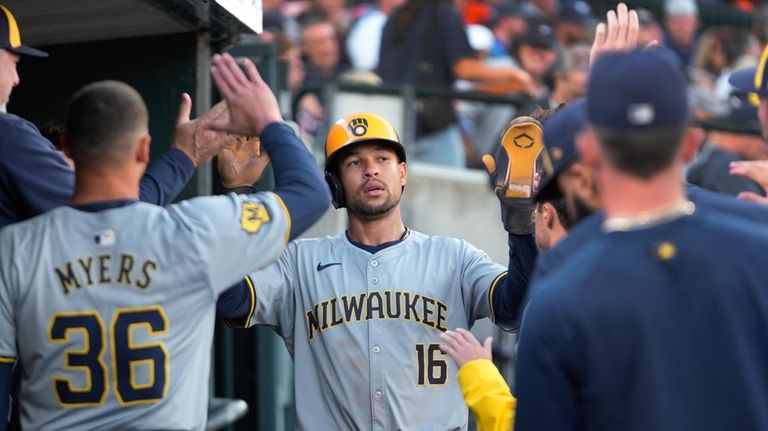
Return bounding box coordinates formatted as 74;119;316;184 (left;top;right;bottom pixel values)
324;113;405;174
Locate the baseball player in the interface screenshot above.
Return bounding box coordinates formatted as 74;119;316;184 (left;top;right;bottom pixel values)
0;53;330;430
0;4;236;229
216;111;540;430
516;48;768;431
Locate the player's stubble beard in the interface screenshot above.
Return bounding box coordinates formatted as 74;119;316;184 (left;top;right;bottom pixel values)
347;187;402;220
567;194;594;225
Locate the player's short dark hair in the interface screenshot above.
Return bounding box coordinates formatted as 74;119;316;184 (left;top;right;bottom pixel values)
593;125;686;179
64;80;148;168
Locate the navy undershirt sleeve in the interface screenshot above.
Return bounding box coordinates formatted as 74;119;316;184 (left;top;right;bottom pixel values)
216;281;251;320
216;122;330;321
0;114;194;228
492;233;538;331
0;362;12;431
139;148;195;206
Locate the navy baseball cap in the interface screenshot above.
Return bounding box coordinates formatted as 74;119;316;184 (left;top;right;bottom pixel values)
0;4;48;58
729;44;768;104
535;99;587;202
520;21;556;50
587;48;688;129
558;1;593;25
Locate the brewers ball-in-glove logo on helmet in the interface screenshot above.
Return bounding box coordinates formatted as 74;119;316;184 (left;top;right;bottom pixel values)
347;118;369;136
324;113;405;208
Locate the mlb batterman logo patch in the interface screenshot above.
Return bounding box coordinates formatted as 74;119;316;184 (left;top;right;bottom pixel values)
240;202;271;233
93;230;116;247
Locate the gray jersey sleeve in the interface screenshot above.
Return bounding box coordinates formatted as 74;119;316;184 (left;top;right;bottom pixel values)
169;191;290;297
460;240;506;324
240;243;298;348
0;231;18;360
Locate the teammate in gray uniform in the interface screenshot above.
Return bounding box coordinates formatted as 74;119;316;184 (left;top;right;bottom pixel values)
223;112;538;430
0;53;330;430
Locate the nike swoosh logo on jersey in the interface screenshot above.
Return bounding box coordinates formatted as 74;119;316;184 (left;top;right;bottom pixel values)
317;262;342;271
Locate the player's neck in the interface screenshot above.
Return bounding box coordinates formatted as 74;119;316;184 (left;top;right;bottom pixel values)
600;164;687;220
347;208;406;246
71;170;141;205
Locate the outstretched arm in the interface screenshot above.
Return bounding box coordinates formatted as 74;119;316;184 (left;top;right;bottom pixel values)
207;53;330;238
481;117;541;331
490;234;538;331
209;53;329;320
139;95;238;206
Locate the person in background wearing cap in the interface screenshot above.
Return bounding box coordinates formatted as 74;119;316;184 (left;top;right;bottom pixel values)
0;4;235;229
727;43;768;206
553;0;593;47
378;0;536;167
510;21;558;102
487;4;528;60
515;47;768;431
687;92;768;197
636;8;664;48
521;0;560;24
662;0;699;67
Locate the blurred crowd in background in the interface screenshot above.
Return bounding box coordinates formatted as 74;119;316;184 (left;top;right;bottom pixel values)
253;0;767;194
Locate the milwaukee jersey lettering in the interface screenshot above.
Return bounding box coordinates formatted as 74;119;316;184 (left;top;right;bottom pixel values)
241;230;505;430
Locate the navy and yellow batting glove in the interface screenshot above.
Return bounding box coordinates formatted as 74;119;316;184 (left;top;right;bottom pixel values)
482;116;545;235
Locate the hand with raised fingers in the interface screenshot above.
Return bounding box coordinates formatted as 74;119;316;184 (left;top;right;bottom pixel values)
217;134;271;188
206;53;283;136
590;2;641;66
439;328;492;369
172;95;238;166
730;160;768;205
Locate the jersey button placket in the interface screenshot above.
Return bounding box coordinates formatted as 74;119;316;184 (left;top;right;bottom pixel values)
368;257;386;430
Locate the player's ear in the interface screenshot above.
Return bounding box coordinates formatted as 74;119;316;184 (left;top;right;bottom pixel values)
576;127;600;169
60;134;73;159
543;203;555;228
680;126;704;164
136;133;151;164
399;160;407;187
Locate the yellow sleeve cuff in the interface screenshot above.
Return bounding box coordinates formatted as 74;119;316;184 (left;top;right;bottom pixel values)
456;359;517;431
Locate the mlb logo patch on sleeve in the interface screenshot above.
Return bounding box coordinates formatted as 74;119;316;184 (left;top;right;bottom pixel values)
240;202;271;233
93;230;116;247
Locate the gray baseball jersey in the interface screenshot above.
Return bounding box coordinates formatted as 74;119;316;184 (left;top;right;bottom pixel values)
239;229;506;430
0;192;289;431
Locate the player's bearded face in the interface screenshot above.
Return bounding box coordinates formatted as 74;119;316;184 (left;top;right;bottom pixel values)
340;145;405;219
566;193;594;225
558;164;596;225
